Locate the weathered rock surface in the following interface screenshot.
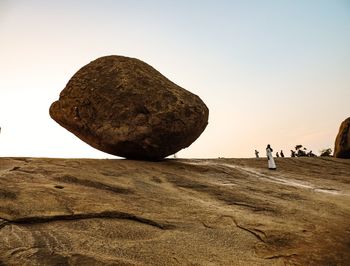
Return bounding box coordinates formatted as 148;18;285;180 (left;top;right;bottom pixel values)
334;117;350;158
1;157;350;265
50;55;209;160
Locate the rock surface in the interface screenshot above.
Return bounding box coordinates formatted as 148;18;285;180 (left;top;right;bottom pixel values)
334;117;350;158
50;55;209;160
1;157;350;265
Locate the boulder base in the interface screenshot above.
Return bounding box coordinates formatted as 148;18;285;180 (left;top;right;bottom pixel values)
50;55;209;160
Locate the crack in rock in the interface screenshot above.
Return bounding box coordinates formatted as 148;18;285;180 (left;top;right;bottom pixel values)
221;215;266;243
265;253;298;260
0;211;174;230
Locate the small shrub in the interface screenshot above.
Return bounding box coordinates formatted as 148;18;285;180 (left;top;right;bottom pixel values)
320;148;332;157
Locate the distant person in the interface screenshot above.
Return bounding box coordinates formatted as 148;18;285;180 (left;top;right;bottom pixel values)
280;150;284;158
266;144;276;170
291;150;296;157
255;150;259;158
276;152;279;157
307;150;316;157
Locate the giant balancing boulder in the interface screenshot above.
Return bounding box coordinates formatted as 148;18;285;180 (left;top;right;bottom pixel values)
334;117;350;159
50;55;209;160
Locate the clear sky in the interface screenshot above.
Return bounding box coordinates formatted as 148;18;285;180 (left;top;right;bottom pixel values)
0;0;349;159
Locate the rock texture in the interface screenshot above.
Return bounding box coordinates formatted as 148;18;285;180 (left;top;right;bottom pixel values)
334;117;350;158
1;157;350;265
50;55;209;160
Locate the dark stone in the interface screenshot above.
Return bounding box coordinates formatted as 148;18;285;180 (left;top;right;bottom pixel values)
334;117;350;158
50;55;209;160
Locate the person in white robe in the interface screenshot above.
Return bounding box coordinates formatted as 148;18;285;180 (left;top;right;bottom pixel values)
266;144;276;170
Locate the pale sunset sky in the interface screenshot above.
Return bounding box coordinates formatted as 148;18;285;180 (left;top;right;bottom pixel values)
0;0;349;158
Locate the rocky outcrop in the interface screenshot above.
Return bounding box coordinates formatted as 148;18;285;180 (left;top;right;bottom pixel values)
1;157;350;265
49;55;209;160
334;117;350;158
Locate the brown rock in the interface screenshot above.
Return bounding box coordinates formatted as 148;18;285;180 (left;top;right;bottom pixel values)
334;117;350;158
49;55;209;160
1;157;350;265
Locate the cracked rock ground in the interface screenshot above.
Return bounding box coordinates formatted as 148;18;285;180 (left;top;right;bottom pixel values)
0;157;350;265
